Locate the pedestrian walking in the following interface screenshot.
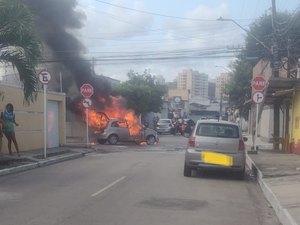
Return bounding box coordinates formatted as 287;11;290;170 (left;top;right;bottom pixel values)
1;103;20;156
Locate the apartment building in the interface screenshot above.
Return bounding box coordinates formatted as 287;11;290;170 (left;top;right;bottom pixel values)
176;69;208;98
215;72;230;99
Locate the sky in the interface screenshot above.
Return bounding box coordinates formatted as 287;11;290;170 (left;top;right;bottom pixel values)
73;0;300;82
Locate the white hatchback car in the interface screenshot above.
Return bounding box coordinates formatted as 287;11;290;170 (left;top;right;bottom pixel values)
184;119;247;179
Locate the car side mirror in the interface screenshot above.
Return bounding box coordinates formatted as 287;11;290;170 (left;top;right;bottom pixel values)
243;137;248;142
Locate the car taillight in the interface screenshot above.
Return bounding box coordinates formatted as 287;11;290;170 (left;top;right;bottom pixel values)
239;140;245;151
188;137;195;147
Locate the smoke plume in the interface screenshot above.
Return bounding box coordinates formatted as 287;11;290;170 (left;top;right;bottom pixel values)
22;0;112;103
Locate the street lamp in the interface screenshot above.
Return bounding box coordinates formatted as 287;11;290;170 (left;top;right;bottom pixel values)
218;17;271;151
217;17;272;53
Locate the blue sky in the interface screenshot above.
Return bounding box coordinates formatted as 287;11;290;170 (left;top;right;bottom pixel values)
76;0;300;82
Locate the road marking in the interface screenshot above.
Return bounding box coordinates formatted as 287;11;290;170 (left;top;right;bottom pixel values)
91;176;127;197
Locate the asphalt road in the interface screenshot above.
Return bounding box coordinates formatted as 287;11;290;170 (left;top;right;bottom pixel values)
0;135;280;225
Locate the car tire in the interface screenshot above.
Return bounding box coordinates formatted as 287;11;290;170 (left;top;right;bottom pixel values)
97;139;106;144
184;163;192;177
146;135;156;145
108;134;118;145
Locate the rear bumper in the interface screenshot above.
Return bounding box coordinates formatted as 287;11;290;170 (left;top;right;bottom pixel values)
185;148;245;171
156;128;172;133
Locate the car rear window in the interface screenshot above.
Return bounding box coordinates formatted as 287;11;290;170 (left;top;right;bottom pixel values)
195;123;239;138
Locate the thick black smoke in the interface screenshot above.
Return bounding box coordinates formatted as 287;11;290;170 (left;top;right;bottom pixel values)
22;0;112;104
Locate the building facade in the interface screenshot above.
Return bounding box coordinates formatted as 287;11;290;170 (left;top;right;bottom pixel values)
215;72;229;100
0;83;66;153
176;69;208;98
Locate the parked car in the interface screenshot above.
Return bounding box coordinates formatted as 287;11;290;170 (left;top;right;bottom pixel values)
156;119;173;134
184;119;247;179
96;118;159;145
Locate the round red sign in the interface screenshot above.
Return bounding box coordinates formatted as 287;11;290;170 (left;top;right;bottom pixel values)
80;83;94;98
252;76;266;91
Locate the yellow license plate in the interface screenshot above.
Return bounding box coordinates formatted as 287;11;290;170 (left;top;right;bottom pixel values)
201;151;233;167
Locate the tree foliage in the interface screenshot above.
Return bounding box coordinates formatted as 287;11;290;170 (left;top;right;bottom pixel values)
245;11;300;68
227;11;300;118
112;69;167;115
0;0;41;103
225;57;252;119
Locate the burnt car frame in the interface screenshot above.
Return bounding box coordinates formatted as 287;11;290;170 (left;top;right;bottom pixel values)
95;118;159;145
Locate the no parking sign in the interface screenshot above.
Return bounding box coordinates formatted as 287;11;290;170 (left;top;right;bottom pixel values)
39;70;51;84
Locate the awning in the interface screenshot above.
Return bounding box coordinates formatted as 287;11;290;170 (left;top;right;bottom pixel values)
264;78;300;105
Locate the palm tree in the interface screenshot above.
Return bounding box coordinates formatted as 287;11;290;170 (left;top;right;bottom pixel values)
0;0;41;103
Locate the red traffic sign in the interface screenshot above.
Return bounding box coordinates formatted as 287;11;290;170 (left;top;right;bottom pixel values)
252;91;264;104
252;76;266;91
80;83;94;98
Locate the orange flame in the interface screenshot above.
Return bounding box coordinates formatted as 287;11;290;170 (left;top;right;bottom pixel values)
82;96;142;136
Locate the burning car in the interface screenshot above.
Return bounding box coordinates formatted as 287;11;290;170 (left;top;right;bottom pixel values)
95;118;159;145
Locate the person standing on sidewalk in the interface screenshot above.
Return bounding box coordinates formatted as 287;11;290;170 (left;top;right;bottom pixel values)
1;103;20;156
0;117;5;155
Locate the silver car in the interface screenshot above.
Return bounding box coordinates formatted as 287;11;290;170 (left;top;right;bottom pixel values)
156;119;173;134
96;119;159;145
184;119;247;179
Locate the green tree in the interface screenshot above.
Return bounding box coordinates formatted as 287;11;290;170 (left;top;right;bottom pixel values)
225;57;252;119
245;11;300;70
226;11;300;118
0;0;41;102
113;69;167;115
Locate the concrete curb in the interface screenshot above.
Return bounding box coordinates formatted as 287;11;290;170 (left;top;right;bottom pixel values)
0;163;39;176
246;154;298;225
0;152;84;177
38;152;84;167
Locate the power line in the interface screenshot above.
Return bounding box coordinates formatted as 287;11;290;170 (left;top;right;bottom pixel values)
40;47;240;65
80;3;250;41
43;46;243;57
40;54;237;65
93;0;216;22
277;2;300;35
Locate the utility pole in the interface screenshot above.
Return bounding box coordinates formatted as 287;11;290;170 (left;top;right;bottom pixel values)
219;92;223;120
92;57;95;74
272;0;280;151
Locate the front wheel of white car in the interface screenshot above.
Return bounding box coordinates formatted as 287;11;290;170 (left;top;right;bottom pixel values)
146;135;156;145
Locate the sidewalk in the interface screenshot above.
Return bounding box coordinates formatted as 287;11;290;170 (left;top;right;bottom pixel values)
0;144;95;176
245;134;300;225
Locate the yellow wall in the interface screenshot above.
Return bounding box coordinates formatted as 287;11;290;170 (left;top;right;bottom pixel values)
168;89;189;100
291;90;300;153
0;84;66;153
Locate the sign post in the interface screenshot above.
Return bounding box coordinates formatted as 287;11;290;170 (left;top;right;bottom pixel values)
251;76;266;153
39;70;51;159
252;92;264;152
80;84;94;147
